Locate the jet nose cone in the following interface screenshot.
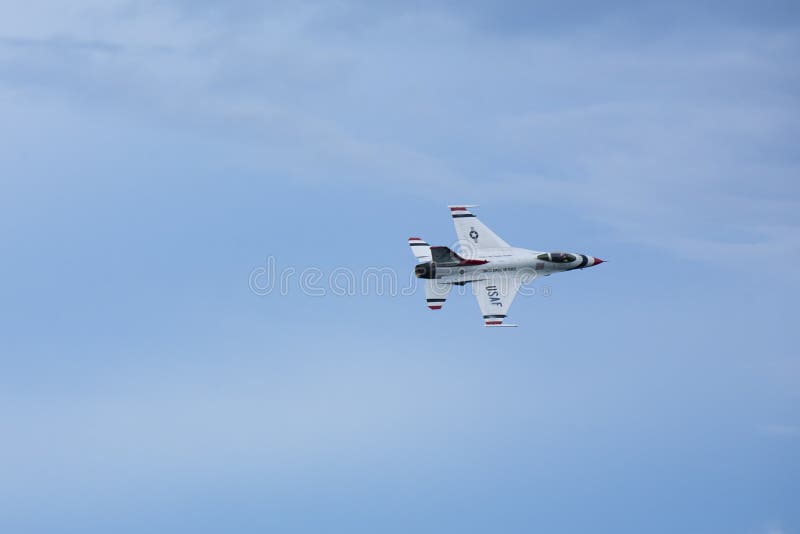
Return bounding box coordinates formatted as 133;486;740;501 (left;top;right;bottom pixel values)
593;257;604;266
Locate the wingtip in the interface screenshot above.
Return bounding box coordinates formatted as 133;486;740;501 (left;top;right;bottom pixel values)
448;204;479;212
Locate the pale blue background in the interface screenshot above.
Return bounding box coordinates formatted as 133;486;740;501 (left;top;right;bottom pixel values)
1;2;798;533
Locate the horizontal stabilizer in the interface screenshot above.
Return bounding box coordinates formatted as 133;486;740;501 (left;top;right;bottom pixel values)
425;280;452;310
408;237;432;262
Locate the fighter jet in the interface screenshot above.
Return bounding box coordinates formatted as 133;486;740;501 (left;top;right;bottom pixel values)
409;205;604;327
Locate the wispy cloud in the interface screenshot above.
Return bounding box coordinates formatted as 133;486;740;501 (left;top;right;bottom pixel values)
0;35;123;53
1;1;798;273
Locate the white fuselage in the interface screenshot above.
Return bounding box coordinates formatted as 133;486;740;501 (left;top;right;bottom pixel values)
408;206;605;326
435;247;600;284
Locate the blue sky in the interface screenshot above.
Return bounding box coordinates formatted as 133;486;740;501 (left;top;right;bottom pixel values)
1;1;798;533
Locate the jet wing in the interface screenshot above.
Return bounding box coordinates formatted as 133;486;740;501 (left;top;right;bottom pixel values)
473;276;523;327
449;205;510;256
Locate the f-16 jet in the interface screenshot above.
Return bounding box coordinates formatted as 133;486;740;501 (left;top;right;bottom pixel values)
409;205;604;327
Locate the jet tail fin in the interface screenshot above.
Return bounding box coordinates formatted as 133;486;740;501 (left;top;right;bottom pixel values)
430;245;461;265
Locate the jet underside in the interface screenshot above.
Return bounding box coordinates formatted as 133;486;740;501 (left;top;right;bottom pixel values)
409;206;603;327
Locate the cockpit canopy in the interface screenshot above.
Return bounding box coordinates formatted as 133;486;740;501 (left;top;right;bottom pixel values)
537;252;577;263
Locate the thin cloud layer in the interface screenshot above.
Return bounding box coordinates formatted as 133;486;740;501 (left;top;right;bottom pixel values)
2;1;797;273
1;5;798;533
